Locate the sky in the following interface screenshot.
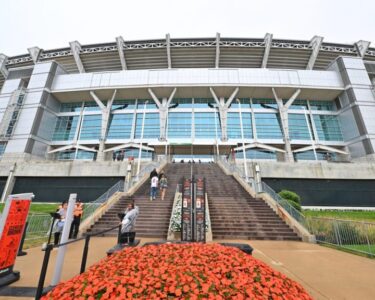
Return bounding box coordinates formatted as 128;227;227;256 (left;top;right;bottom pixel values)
0;0;374;56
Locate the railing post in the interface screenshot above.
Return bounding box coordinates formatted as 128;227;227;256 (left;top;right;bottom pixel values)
80;235;91;274
117;224;122;244
35;244;53;300
17;221;28;256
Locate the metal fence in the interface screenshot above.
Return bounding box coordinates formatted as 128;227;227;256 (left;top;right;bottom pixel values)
307;217;375;257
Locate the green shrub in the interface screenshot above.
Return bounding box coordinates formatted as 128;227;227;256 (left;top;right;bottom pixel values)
278;190;302;212
278;190;301;204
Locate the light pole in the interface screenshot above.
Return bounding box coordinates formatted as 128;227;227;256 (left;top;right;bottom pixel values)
303;107;317;161
213;104;220;159
136;100;148;178
236;99;249;181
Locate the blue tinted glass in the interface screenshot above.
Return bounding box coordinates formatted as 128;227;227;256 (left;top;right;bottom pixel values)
255;113;283;139
193;98;215;108
235;149;276;160
289;114;311;140
252;99;278;109
135;113;160;138
60;103;82;112
112;100;136;110
113;148;153;159
84;101;101;111
286;99;307;110
57;150;95;160
107;114;133;139
229;98;251;109
80;115;101;140
313;115;343;141
0;142;6;157
137;100;158;109
171;98;193;108
52;116;79;141
167;112;192;138
294;151;337;161
309;101;336;111
194;112;221;138
227;112;252;139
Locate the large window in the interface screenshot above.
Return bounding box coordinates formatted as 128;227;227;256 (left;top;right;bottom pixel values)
255;113;283;139
52;116;79;141
194;112;220;138
135;113;160;138
313;115;343;141
289;114;311;140
80;115;101;140
309;101;336;111
229;98;251;109
57;149;95;160
137;100;158;110
107;114;133;139
252;99;278;109
0;142;6;158
287;100;307;110
235;149;277;160
167;112;192;138
193;98;215;108
227;112;252;139
60;103;82;112
171;98;193;108
295;150;337;161
112;100;136;111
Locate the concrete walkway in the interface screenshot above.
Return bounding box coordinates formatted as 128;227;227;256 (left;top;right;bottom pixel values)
1;238;375;300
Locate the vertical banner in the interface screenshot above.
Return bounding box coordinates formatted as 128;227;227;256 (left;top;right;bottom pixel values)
181;178;192;241
0;193;33;287
195;178;206;242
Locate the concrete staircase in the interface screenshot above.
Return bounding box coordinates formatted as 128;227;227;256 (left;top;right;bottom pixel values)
88;163;300;241
88;163;193;238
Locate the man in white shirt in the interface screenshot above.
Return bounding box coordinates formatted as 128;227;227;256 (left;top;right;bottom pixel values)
150;175;158;201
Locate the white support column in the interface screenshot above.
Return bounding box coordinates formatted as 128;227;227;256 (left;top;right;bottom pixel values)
27;46;42;64
355;40;371;58
209;87;239;141
148;88;177;140
0;54;9;78
69;41;85;73
130;99;138;140
166;33;172;69
116;36;127;70
90;90;117;160
307;36;323;70
250;99;257;140
261;33;273;68
215;32;220;68
272;88;301;162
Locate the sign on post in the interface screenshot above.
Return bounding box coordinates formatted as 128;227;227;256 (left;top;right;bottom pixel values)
0;193;34;287
181;178;192;241
195;178;206;242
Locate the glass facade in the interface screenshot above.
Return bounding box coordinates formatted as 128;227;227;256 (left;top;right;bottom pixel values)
255;113;283;139
252;99;278;109
52;116;79;141
309;100;336;111
194;112;220;138
137;100;158;110
135;113;159;138
229;98;251;109
60;103;82;112
107;114;133;139
168;112;192;138
80;115;101;140
0;142;6;157
57;149;95;160
287;99;308;110
193;98;215;108
289;114;310;140
227;112;252;139
313;115;343;141
295;150;337;161
235;149;277;160
112;100;136;111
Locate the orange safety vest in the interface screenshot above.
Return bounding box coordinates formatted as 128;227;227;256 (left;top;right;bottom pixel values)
74;203;83;217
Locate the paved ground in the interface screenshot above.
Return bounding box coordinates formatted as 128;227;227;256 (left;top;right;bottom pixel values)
1;238;375;300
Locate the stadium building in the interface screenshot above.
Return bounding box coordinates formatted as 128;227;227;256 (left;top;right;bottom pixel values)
1;34;375;206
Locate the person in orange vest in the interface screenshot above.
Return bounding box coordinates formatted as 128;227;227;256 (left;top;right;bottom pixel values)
69;199;83;239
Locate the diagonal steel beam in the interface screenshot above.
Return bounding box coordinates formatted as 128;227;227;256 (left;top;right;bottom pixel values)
261;33;273;68
307;36;323;70
215;32;220;68
166;33;172;69
116;36;127;70
69;41;85;73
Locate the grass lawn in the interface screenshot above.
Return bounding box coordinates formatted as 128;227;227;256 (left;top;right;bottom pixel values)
0;203;59;214
303;209;375;222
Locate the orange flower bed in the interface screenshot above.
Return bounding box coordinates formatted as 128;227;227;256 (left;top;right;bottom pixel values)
42;243;312;299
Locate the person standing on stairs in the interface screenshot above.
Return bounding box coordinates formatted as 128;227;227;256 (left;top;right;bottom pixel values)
150;174;159;201
150;168;158;180
159;174;168;201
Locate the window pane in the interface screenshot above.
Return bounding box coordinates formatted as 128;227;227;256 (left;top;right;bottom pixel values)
193;98;215;108
107;114;133;139
194;112;221;138
255;113;283;139
112;100;136;111
252;99;278;109
84;101;101;111
227;112;252;139
229;98;251;109
235;149;277;160
0;142;6;157
80;115;101;140
313;115;343;141
167;112;192;138
137;100;158;109
295;150;337;161
52;116;79;141
289;114;311;140
287;99;307;110
309;100;336;111
171;98;193;108
135;113;160;138
60;103;82;112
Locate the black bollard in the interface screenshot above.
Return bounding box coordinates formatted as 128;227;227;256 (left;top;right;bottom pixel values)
35;244;53;300
80;235;91;274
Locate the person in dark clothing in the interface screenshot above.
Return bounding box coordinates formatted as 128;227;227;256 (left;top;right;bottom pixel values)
150;168;158;179
54;201;67;246
69;199;83;239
